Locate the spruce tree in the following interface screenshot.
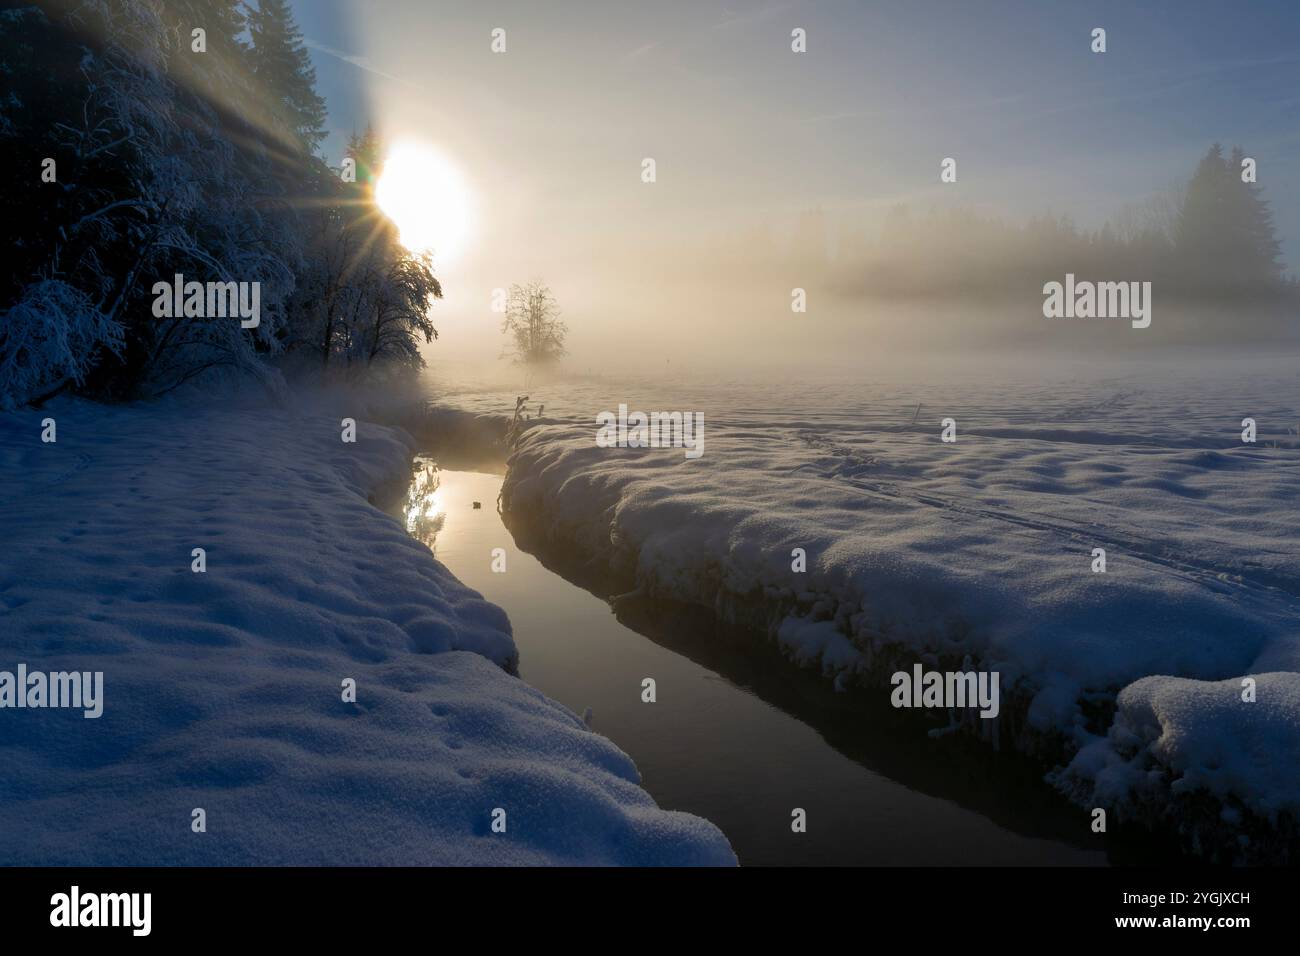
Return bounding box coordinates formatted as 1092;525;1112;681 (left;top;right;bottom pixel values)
246;0;327;155
345;124;382;184
1176;144;1284;293
1229;146;1283;288
160;1;250;113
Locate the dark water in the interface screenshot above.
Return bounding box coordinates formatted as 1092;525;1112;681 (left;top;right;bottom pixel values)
402;462;1181;866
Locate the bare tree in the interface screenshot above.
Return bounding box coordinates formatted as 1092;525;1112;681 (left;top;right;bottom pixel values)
1111;182;1186;244
501;281;567;366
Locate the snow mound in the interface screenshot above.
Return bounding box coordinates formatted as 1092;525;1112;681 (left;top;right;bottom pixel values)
0;396;733;865
1058;673;1300;824
497;368;1300;845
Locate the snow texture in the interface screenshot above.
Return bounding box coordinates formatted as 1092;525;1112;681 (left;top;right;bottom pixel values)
1057;674;1300;822
0;393;734;865
493;365;1300;832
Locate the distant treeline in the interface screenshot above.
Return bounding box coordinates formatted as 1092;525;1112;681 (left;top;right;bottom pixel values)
0;0;436;409
834;145;1297;323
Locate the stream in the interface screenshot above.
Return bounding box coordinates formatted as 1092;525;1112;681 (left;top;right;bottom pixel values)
400;460;1181;866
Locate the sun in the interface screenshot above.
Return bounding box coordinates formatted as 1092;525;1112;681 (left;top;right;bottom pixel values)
375;142;472;264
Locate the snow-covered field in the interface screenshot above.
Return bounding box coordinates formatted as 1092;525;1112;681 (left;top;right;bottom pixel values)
0;391;734;865
488;359;1300;858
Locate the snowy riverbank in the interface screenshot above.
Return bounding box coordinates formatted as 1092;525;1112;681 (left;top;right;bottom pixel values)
497;368;1300;861
0;392;734;865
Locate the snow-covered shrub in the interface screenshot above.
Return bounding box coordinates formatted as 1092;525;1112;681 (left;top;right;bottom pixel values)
0;279;124;409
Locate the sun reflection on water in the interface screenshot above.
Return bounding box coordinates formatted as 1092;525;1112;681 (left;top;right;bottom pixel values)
405;457;446;550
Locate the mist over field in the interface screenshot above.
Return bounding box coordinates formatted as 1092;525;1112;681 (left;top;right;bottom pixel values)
286;0;1300;374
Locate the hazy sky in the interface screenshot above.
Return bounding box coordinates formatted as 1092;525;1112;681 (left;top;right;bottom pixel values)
291;0;1300;368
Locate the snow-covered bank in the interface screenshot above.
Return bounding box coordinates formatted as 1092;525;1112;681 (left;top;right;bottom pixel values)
0;395;734;865
497;370;1300;861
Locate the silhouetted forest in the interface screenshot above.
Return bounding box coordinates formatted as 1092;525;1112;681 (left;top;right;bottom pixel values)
0;0;435;409
835;145;1296;317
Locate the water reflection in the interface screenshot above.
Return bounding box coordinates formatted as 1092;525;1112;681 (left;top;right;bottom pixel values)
404;458;446;550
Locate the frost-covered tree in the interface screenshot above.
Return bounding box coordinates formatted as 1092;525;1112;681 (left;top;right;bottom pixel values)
246;0;327;155
160;0;250;110
0;0;299;400
108;0;296;394
501;282;567;366
0;1;175;402
0;0;441;406
349;246;441;371
286;129;441;377
0;281;124;410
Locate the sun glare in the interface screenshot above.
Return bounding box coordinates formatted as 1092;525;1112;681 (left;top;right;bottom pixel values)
375;142;472;264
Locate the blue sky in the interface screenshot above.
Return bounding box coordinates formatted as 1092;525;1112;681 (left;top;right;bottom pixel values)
292;0;1300;269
